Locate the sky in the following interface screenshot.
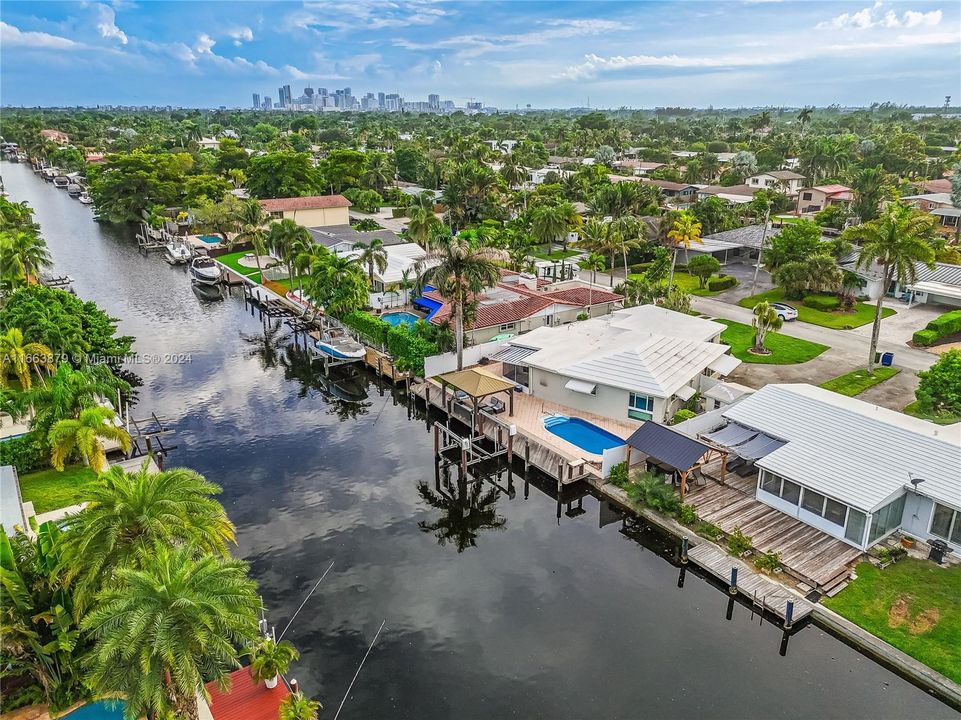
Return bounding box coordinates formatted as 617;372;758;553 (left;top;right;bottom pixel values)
1;0;959;109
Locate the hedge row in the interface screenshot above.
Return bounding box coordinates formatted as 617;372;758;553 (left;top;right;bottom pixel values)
340;310;438;376
707;275;737;291
913;309;961;346
342;310;390;347
803;294;841;311
0;433;49;474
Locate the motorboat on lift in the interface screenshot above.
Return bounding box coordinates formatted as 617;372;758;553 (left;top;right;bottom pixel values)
164;236;192;265
308;328;366;360
66;183;82;197
78;192;93;205
188;255;222;285
53;175;70;189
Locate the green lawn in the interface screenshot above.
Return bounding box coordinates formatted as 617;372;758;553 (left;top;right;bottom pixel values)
903;400;961;426
627;271;737;297
824;560;961;684
717;319;829;364
818;367;901;397
533;248;580;261
737;288;895;330
215;252;303;288
18;465;98;514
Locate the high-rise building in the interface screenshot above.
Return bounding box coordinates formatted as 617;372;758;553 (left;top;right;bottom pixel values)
377;92;385;108
277;86;285;108
263;97;273;110
304;86;314;98
252;93;260;109
428;93;440;109
277;84;292;108
318;87;328;97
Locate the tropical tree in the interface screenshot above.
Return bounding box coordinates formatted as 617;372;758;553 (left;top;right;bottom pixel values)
234;200;271;277
666;211;702;288
0;229;53;288
82;544;260;720
280;692;322;720
269;219;312;285
47;405;131;472
499;153;526;189
530;201;581;251
687;254;720;289
752;301;783;354
847;203;936;371
191;194;244;245
579;252;606;310
352;238;388;288
576;218;619;286
0;327;54;390
611;215;642;278
415;235;506;370
850;165;891;222
249;638;299;688
406;205;442;250
27;362;128;436
305;253;370;316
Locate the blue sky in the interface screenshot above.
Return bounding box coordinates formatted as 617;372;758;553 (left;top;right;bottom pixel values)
1;1;959;108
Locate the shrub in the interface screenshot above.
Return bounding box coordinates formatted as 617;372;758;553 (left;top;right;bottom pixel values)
632;472;682;516
385;324;438;376
608;461;629;488
341;311;390;347
707;275;737;291
915;349;961;415
0;684;45;713
630;262;653;273
576;312;589;321
753;551;782;572
926;309;961;337
0;433;49;474
672;409;696;425
695;521;723;540
687;255;721;288
803;294;841;311
678;503;699;525
912;328;939;346
727;527;752;555
391;207;408;218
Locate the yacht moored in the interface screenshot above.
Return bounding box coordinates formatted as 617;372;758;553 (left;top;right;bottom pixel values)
78;192;93;205
188;255;222;285
164;237;192;265
309;328;366;360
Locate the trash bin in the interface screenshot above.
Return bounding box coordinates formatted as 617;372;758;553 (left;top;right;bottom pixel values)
929;539;949;564
881;352;894;367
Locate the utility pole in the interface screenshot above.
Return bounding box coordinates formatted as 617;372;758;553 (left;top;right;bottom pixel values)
751;203;771;294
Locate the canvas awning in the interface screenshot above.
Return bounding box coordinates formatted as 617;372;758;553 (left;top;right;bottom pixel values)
626;422;711;471
733;432;786;461
708;354;741;375
565;378;597;395
437;368;516;399
702;422;758;447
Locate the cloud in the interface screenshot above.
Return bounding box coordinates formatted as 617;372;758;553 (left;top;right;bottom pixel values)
228;26;254;46
94;3;128;44
817;3;942;30
0;21;84;50
288;0;448;33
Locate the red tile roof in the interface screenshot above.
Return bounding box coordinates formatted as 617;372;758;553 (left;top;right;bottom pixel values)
205;667;290;720
259;195;351;212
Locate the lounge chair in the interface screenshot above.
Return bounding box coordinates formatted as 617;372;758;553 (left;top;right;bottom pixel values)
485;397;507;414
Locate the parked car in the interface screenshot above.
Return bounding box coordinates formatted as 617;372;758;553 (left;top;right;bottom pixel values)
771;302;798;321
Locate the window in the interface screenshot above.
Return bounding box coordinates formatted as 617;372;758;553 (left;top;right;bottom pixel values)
502;363;529;387
760;470;780;494
628;393;654;421
824;498;847;526
499;323;516;331
845;509;867;545
801;489;826;515
930;503;961;544
868;495;906;545
802;192;812;200
780;480;801;505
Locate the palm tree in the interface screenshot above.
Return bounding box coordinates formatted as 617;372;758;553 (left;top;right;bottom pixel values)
611;216;642;279
60;461;235;604
666;212;703;288
352;238;388;289
579;252;606;311
848;203;936;371
27;362;128;436
269;219;311;286
363;152;394;194
804;253;843;294
415;235;507;370
0;328;54;390
305;253;370;317
797;107;813;132
249;638;299;688
499;153;526;189
47;406;131;472
235;200;270;279
752;301;783;354
850;165;890;222
81;544;260;720
0;230;52;286
407;205;441;250
280;692;322;720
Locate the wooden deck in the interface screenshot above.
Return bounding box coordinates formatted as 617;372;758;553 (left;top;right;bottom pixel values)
688;543;813;624
686;461;863;590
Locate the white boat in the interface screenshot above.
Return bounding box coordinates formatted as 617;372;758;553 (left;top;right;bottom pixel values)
164;237;192;265
309;328;366;360
78;192;93;205
53;176;69;189
188;255;222;285
67;183;82;197
41;167;59;181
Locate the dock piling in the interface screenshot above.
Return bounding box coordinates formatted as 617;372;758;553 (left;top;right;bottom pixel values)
681;536;689;565
729;567;738;594
784;600;795;630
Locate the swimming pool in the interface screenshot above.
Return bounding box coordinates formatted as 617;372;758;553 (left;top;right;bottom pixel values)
63;700;126;720
382;311;421;327
543;415;625;454
198;234;222;244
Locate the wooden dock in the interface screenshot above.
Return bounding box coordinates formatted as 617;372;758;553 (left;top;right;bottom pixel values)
688;543;813;625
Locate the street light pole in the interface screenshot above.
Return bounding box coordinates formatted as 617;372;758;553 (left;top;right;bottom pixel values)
751;203;772;295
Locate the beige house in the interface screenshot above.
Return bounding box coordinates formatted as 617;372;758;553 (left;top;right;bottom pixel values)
747;170;806;196
40;129;70;145
259;195;351;228
796;184;853;214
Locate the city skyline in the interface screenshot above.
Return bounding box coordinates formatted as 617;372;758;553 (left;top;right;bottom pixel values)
1;1;959;109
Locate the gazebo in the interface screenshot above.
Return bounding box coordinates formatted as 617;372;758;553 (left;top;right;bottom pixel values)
624;422;728;500
436;368;516;431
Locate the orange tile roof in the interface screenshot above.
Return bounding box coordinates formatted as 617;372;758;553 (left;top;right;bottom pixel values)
205;667;290;720
259;195;351;212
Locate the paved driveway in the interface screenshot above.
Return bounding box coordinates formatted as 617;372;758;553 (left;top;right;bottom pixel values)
713;261;775;302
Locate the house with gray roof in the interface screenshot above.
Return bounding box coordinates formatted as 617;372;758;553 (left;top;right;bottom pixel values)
699;384;961;552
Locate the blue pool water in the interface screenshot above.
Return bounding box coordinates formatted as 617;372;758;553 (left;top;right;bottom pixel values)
63;700;126;720
382;311;421;327
544;415;625;454
198;234;221;244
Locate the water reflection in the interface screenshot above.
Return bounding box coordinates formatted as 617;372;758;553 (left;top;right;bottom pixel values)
417;463;507;552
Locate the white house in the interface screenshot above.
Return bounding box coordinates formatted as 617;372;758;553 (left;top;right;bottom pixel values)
701;384;961;552
197;137;221;151
746;170;806;196
490;305;740;424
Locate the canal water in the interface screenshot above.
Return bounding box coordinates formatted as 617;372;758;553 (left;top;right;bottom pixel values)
3;161;955;719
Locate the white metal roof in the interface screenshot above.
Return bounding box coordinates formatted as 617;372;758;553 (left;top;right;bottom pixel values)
914;281;961;300
722;384;961;513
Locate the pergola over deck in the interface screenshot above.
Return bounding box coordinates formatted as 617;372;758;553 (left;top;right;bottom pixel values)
625;422;727;500
437;368;516;431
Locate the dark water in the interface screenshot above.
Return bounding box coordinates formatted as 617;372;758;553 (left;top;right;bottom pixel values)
4;161;956;720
